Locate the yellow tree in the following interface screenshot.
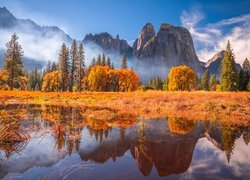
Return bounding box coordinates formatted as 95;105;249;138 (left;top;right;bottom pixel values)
168;65;195;91
19;76;28;90
87;65;110;91
42;70;61;92
0;69;9;90
118;69;140;91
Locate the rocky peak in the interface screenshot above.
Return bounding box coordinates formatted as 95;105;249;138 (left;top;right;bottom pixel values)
133;23;155;54
83;32;132;56
0;6;17;28
205;50;241;78
159;23;174;30
205;50;225;67
133;23;202;74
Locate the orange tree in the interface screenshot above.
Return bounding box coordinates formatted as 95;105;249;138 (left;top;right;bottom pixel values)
0;69;9;90
19;76;28;90
84;65;140;92
117;69;140;92
168;65;195;91
87;65;110;91
42;70;61;92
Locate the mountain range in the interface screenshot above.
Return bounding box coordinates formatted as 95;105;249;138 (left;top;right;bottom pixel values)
0;6;241;81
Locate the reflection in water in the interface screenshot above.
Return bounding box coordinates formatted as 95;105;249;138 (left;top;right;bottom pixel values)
0;104;249;179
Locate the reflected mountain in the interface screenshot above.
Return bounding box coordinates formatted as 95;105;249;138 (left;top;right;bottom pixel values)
0;104;249;179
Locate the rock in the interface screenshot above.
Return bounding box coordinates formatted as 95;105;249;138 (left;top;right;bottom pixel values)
133;23;155;56
205;50;241;78
133;23;203;73
83;32;133;56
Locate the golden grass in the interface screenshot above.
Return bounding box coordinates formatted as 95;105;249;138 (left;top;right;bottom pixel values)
0;90;249;125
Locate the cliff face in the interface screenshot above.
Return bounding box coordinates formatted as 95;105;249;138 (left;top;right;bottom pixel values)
133;23;155;56
133;23;203;73
83;32;133;56
204;50;241;77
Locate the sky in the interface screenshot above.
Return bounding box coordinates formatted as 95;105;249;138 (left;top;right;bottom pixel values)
1;0;250;63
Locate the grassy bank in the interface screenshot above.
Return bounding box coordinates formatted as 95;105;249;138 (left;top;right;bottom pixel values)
0;90;249;125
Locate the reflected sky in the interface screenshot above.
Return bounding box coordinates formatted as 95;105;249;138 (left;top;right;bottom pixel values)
0;104;249;179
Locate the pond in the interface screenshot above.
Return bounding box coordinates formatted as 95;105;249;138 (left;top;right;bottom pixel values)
0;104;249;179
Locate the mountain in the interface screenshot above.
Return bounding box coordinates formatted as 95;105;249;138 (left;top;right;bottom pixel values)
0;7;72;41
83;32;133;57
0;49;45;71
4;6;239;81
84;23;204;80
133;23;203;74
0;6;72;71
205;50;241;78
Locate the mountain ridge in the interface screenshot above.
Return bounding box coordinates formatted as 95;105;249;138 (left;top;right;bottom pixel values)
0;6;242;80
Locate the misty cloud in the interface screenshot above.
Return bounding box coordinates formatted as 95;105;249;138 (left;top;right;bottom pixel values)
0;26;71;63
181;6;250;65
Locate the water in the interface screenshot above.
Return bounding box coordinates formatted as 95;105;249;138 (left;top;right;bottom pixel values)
0;104;249;179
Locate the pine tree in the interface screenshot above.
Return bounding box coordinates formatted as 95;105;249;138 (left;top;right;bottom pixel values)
45;60;52;74
243;58;250;73
202;69;210;90
106;57;111;68
4;33;24;90
69;39;78;92
28;67;42;91
97;54;101;65
111;63;115;70
220;41;238;91
51;62;58;72
76;43;85;91
91;57;96;67
121;54;127;69
239;58;249;91
210;74;217;91
101;53;106;66
59;43;69;91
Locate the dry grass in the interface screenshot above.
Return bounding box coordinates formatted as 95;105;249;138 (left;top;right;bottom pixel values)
0;90;249;125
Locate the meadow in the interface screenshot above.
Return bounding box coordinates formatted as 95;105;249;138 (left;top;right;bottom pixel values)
0;90;249;125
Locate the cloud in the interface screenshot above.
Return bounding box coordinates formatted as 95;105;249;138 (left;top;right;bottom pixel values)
1;1;70;33
0;27;70;62
211;14;250;27
181;6;250;65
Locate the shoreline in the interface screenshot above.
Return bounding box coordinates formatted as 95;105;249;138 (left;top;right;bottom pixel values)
0;90;249;125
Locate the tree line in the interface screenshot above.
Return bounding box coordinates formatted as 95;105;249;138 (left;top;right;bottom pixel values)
144;41;250;91
0;34;249;92
0;33;140;92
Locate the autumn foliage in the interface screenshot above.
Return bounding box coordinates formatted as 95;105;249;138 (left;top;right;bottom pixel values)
85;66;140;92
42;70;61;92
168;65;195;91
0;70;9;90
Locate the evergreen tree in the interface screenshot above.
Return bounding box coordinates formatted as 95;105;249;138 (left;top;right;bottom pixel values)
91;57;96;67
59;43;70;91
76;43;85;91
97;54;101;65
239;58;250;91
121;54;127;69
101;53;106;66
210;74;217;91
28;67;42;91
44;60;52;75
111;63;115;70
202;69;210;90
220;41;238;91
4;33;24;90
242;58;250;74
69;39;78;92
106;57;111;68
51;62;58;72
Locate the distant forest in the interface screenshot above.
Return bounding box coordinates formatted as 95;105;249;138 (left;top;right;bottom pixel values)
0;33;249;92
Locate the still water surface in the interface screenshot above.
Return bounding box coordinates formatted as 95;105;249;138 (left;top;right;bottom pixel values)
0;104;249;179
